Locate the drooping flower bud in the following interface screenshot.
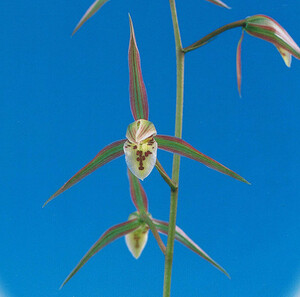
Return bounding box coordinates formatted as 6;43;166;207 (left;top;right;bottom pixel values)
245;15;300;67
125;213;149;259
124;119;158;180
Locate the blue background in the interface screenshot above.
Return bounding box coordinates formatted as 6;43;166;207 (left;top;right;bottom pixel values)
1;0;299;296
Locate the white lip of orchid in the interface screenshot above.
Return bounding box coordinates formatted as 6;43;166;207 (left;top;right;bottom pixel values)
124;119;158;180
125;212;150;259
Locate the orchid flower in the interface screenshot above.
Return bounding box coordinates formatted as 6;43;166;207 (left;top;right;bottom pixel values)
72;0;230;35
236;14;300;95
44;17;248;207
60;169;229;288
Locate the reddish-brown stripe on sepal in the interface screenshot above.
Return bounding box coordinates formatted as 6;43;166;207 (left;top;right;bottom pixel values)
206;0;230;9
155;135;249;184
236;31;244;97
128;15;149;121
61;219;140;288
72;0;109;35
44;139;126;207
128;169;148;213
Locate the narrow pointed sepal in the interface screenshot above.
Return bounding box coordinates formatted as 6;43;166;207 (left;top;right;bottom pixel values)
245;15;300;65
128;169;148;213
60;218;141;288
125;213;149;259
128;15;149;121
72;0;109;35
44;139;126;207
124;120;158;180
153;219;230;278
155;135;249;184
205;0;231;9
236;31;244;97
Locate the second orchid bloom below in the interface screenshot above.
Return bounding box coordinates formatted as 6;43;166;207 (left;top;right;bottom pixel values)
60;169;229;288
44;16;248;207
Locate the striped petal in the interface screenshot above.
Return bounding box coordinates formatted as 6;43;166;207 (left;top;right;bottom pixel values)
126;119;157;144
236;31;244;97
153;219;229;277
205;0;230;9
61;218;141;288
72;0;109;35
128;15;149;121
128;169;148;213
125;213;149;259
44;139;126;207
245;15;300;65
124;139;157;180
155;135;249;184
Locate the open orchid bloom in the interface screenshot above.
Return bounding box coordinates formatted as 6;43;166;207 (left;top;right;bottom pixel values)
60;170;229;288
236;14;300;95
44;17;248;207
72;0;230;35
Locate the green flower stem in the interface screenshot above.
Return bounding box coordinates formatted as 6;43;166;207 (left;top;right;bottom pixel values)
163;1;185;297
183;20;246;53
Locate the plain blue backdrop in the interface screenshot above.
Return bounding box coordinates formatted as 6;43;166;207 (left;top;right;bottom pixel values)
1;0;299;296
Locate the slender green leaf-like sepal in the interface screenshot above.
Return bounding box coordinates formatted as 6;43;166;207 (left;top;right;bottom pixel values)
155;135;249;184
44;139;126;207
206;0;230;9
61;219;141;288
236;31;244;97
245;15;300;65
128;15;149;121
128;169;148;213
152;219;230;278
72;0;109;35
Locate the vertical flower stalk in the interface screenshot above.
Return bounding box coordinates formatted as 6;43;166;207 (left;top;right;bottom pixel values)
164;1;184;296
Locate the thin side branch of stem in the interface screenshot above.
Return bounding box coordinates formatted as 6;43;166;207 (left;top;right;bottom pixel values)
155;159;178;191
141;213;166;255
183;20;246;53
